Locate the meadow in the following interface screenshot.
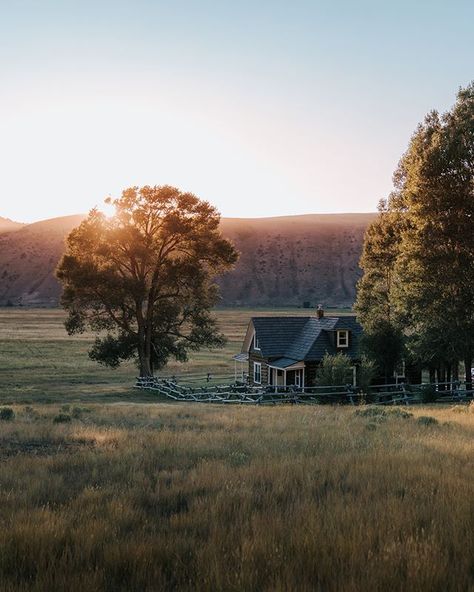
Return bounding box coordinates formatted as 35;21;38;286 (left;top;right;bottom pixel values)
0;309;472;591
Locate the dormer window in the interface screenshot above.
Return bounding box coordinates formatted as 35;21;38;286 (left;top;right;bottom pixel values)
337;330;349;348
254;333;260;350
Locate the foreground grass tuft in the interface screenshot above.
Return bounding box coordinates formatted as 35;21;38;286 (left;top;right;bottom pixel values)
0;403;471;591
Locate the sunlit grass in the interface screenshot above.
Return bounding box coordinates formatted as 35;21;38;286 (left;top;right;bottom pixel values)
0;403;471;591
0;309;472;590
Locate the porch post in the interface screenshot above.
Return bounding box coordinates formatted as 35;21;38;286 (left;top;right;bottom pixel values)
302;366;305;389
284;369;287;386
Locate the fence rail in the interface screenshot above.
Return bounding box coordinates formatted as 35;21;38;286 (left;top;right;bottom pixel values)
135;377;474;405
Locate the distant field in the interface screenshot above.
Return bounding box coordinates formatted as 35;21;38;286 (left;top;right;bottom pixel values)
0;308;473;591
0;307;351;402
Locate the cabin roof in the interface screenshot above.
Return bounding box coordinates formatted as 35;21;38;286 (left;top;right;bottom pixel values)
248;315;362;362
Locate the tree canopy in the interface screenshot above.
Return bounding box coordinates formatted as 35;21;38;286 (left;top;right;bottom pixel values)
57;185;238;377
356;82;474;385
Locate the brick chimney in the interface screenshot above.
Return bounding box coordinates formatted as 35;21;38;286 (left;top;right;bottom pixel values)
316;304;324;319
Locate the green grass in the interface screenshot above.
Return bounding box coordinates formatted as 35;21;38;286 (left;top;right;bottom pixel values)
0;307;340;402
0;309;472;591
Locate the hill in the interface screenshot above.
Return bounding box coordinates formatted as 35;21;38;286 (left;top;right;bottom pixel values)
0;212;376;307
0;216;24;233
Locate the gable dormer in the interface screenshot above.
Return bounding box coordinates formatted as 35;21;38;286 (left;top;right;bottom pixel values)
336;329;349;348
242;320;260;354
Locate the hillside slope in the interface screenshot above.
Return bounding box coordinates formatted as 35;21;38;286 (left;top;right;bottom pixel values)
0;216;24;233
0;213;375;307
0;215;86;306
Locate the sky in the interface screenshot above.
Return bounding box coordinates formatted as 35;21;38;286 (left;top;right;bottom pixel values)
0;0;473;223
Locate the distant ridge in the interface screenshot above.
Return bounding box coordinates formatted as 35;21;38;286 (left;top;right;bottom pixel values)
0;212;376;307
0;216;24;233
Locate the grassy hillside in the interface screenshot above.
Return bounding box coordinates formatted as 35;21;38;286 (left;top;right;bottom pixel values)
0;213;376;307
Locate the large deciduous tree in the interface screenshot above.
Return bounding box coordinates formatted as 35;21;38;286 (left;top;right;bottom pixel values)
56;185;238;377
356;82;474;387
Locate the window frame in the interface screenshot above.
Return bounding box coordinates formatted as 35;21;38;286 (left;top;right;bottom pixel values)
337;330;349;348
253;362;262;384
253;332;260;350
294;369;301;387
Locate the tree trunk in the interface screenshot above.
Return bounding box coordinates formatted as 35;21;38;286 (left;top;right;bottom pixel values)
436;366;445;390
136;299;153;378
429;367;436;384
138;339;152;377
453;362;459;382
464;355;472;396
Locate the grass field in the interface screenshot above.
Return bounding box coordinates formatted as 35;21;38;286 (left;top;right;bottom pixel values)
0;307;343;402
0;309;473;591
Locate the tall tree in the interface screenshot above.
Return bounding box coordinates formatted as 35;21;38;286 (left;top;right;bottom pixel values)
355;201;405;380
57;185;238;377
392;85;474;387
356;83;474;387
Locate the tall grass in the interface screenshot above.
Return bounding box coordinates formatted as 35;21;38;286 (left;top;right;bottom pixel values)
0;403;471;591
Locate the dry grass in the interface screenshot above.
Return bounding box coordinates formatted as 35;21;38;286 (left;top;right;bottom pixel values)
0;403;471;591
0;310;473;590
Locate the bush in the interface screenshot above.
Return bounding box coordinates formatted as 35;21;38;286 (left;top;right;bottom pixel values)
355;407;413;421
0;408;14;421
389;408;413;419
355;407;387;419
53;413;72;424
358;355;376;394
317;353;353;386
420;384;437;403
72;406;91;418
417;415;439;427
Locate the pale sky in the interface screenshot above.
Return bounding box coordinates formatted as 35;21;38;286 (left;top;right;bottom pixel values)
1;0;473;223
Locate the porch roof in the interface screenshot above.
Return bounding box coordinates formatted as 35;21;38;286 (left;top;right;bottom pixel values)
268;357;301;369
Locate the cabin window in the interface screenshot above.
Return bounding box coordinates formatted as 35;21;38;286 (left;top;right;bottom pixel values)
337;330;349;348
254;333;260;350
253;362;262;384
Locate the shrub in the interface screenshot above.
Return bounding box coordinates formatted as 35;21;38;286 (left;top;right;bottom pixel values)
358;355;376;395
71;406;92;418
53;413;72;424
0;408;14;421
420;384;437;403
389;408;413;419
317;353;353;386
355;407;387;419
417;415;439;427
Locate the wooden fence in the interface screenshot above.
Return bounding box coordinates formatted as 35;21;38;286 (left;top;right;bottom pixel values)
135;377;474;405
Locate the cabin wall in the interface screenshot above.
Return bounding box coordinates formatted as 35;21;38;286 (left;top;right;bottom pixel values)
248;351;269;385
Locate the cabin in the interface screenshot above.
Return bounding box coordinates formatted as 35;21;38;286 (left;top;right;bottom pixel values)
238;307;363;387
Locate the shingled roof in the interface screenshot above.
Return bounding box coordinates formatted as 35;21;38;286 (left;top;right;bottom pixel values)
248;315;362;363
